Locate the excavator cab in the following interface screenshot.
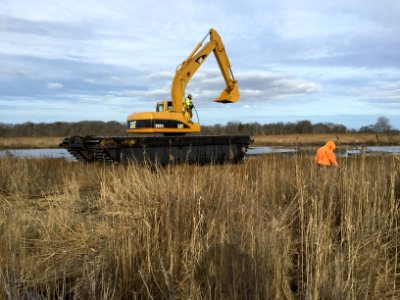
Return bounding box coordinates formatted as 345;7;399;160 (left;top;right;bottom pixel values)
156;101;173;112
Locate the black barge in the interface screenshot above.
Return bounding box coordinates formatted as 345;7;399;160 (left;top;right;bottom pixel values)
60;135;252;165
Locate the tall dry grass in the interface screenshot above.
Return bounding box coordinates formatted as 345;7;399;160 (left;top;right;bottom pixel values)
0;137;62;149
0;153;399;299
253;133;400;146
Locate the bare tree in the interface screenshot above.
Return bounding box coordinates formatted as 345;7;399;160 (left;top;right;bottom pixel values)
374;116;392;133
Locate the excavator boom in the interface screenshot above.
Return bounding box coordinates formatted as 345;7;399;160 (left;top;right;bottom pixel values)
171;28;240;112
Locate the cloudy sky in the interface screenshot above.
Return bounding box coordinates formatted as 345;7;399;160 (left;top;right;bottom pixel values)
1;0;399;129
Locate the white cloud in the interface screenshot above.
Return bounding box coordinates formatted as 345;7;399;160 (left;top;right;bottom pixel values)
83;78;95;84
184;69;322;103
145;71;174;81
47;82;63;89
124;88;170;99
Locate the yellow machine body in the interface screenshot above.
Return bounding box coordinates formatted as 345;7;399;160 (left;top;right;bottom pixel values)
127;28;239;135
127;101;200;134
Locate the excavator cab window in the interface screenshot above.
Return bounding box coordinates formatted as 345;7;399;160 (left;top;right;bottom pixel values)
156;102;164;112
156;101;173;112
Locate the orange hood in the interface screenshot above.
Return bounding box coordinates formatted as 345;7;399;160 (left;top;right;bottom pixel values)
325;141;336;150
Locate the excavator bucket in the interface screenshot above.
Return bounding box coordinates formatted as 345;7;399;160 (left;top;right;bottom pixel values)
214;84;240;103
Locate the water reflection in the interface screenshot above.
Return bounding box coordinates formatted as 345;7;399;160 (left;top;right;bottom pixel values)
247;146;297;155
0;149;74;160
346;146;400;156
248;146;400;157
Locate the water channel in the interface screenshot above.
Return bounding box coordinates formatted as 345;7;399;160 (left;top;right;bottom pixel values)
0;146;399;161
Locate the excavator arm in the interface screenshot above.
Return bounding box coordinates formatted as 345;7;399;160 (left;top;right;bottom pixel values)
126;28;240;135
170;28;240;113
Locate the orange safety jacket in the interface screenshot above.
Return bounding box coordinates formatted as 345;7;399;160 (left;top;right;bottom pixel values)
314;141;339;167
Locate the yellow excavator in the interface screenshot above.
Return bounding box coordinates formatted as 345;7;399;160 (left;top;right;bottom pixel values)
127;28;240;134
60;29;251;165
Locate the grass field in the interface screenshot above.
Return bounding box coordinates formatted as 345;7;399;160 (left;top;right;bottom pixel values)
0;132;399;150
0;137;63;149
0;153;399;299
252;132;400;146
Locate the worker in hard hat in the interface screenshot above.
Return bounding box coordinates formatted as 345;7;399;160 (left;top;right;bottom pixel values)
314;141;339;168
184;94;194;120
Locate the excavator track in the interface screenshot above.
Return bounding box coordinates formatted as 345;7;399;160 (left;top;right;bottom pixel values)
60;135;252;165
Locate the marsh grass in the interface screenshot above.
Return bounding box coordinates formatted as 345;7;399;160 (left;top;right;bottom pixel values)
0;137;63;149
252;133;400;146
0;154;399;299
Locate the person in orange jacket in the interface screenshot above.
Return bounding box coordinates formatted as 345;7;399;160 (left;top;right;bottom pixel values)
314;141;339;168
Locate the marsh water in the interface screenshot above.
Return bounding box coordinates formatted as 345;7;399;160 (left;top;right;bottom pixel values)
0;148;74;160
0;146;399;161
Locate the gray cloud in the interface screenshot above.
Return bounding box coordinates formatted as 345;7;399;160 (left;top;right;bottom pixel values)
0;16;94;40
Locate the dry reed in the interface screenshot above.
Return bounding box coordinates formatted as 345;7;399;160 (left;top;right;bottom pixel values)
0;153;399;299
252;133;400;146
0;137;62;149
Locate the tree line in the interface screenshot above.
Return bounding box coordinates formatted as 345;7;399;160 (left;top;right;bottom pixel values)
0;121;127;137
202;117;396;135
0;117;396;137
